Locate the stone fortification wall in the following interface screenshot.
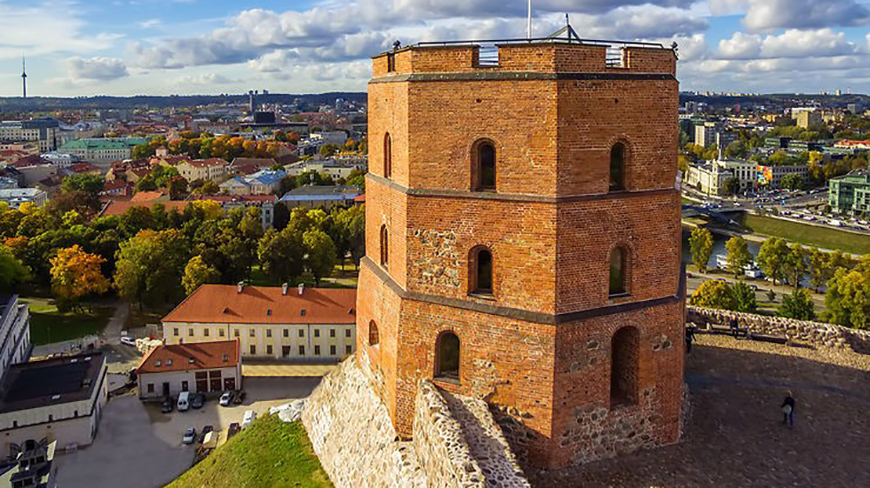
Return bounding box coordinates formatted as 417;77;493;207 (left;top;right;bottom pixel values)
687;306;870;354
302;355;530;488
413;381;486;488
302;357;426;488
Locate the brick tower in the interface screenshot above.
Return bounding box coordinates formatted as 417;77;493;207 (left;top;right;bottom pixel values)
357;31;684;469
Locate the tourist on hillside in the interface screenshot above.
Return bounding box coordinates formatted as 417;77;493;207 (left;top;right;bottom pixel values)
730;315;740;339
781;391;796;428
685;325;696;353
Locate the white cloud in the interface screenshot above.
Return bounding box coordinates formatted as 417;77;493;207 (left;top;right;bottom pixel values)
65;57;129;82
712;0;870;32
176;73;237;85
718;29;865;60
0;1;121;59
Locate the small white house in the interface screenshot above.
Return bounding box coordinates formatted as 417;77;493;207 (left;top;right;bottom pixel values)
136;340;242;399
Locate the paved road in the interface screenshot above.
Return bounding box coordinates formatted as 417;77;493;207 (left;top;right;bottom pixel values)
101;301;130;346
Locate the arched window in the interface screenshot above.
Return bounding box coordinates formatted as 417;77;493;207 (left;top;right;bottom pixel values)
369;320;379;346
469;246;493;295
383;133;392;179
380;225;389;268
435;332;460;381
473;140;496;191
611;327;640;408
610;142;626;191
609;246;628;296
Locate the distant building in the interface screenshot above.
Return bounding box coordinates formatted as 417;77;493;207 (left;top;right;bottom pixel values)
829;169;870;215
58;138;147;164
0;189;47;209
175;158;229;183
684;158;756;195
794;110;822;129
694;122;735;149
189;194;276;230
219;169;286;195
0;295;32;384
136;340;242;399
0;439;58;488
279;185;360;210
0;353;108;454
284;158;366;182
0;119;60;152
756;164;808;188
161;284;357;361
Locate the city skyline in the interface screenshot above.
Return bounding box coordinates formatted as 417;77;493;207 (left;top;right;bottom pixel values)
0;0;869;97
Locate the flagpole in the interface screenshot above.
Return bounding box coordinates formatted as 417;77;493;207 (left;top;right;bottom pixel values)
527;0;532;39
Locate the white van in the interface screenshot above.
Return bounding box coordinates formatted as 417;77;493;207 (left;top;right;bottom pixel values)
177;391;190;412
241;410;256;429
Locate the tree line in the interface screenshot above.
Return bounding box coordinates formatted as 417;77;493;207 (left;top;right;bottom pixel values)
688;227;868;328
0;180;365;311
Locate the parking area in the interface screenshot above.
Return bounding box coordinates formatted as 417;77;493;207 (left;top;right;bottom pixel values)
54;376;321;488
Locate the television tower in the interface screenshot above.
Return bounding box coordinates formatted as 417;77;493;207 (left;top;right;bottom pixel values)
21;56;27;99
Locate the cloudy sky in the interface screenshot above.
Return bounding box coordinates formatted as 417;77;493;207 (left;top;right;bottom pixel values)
1;0;869;97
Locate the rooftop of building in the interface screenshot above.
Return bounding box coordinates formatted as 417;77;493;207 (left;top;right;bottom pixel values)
100;199;189;217
136;340;240;375
162;284;356;325
280;185;360;202
0;352;105;413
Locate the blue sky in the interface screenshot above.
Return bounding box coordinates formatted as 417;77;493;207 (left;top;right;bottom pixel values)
1;0;869;97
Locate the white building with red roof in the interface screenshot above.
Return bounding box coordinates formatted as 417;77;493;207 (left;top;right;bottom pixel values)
161;284;357;361
136;340;241;399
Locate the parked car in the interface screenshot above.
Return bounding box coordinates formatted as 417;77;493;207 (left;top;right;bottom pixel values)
232;390;246;405
241;410;256;429
198;425;214;443
219;391;232;407
177;391;190;412
228;423;241;438
120;336;136;347
161;397;174;414
191;393;204;410
182;427;196;445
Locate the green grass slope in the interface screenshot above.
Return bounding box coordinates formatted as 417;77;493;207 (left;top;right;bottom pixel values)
168;415;333;488
741;214;870;255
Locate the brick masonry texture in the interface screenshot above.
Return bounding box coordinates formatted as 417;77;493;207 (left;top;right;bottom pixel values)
687;306;870;354
361;40;684;470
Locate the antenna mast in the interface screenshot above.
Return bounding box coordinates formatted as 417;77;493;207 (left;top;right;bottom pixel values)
21;56;27;99
527;0;532;39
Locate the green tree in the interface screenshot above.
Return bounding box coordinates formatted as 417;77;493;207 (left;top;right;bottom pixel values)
257;228;305;285
757;237;790;285
319;144;338;158
723;177;740;196
724;140;747;158
783;244;807;289
691;280;736;310
824;257;870;329
725;236;753;277
61;174;105;196
114;229;189;308
303;229;337;287
182;255;221;295
334;205;365;268
0;245;30;291
808;248;833;292
689;227;714;273
781;174;803;191
731;281;757;313
780;288;816;321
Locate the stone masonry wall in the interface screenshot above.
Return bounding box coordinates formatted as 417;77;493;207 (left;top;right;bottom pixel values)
302;357;426;488
687;306;870;354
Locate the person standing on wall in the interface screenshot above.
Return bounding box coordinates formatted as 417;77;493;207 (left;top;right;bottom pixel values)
685;325;696;353
730;315;740;339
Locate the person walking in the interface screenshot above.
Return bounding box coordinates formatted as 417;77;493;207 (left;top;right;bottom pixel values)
730;315;740;339
781;391;796;428
685;325;696;353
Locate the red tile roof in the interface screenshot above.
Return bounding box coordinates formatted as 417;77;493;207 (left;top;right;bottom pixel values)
130;191;166;203
162;284;356;325
101;199;189;216
136;340;240;375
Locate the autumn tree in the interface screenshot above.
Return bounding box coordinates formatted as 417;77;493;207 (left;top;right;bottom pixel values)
182;256;220;295
691;280;736;310
689;227;714;273
49;245;110;311
725;236;753;277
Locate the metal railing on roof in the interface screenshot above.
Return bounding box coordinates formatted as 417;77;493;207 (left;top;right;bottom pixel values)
411;36;664;50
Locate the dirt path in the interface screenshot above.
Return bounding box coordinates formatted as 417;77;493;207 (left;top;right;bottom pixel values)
529;335;870;488
100;301;130;345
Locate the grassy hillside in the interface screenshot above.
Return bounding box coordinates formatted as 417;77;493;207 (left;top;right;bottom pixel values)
740;214;870;255
168;415;332;488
